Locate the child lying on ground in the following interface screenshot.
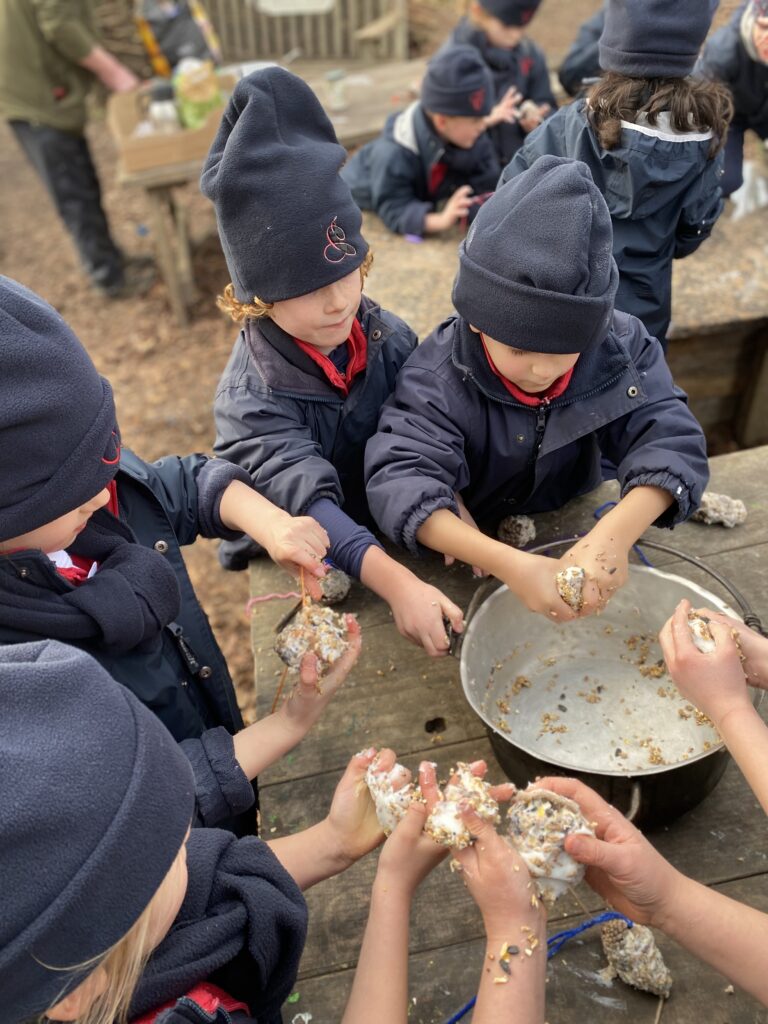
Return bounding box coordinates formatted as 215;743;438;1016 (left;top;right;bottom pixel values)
204;68;463;657
443;0;555;164
660;598;768;815
0;275;348;836
341;45;500;237
365;156;709;620
1;640;388;1024
500;0;732;350
342;761;545;1024
541;775;768;1007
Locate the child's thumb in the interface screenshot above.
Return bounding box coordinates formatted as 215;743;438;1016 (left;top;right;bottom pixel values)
564;832;612;868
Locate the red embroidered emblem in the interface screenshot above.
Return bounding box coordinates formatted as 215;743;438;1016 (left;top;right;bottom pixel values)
520;56;534;76
101;429;121;466
469;88;485;112
520;8;535;24
323;217;357;264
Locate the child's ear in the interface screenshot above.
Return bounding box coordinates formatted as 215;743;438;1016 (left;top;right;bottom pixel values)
432;112;447;134
46;967;108;1021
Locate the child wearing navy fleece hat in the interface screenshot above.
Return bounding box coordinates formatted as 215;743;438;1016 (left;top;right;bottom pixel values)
444;0;556;164
0;275;361;839
204;67;463;658
0;640;392;1024
341;45;500;236
500;0;733;349
366;157;709;621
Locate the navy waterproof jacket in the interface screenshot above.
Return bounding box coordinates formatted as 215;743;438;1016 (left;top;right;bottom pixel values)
340;101;500;236
444;17;556;164
213;294;417;569
558;6;605;97
0;450;257;835
499;100;725;345
365;313;709;552
698;4;768;139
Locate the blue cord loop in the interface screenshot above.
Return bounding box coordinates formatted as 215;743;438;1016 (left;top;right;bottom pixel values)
442;912;634;1024
593;501;654;568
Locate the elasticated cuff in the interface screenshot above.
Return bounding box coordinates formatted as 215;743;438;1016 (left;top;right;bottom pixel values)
181;728;255;828
621;472;695;528
197;458;253;539
401;493;459;555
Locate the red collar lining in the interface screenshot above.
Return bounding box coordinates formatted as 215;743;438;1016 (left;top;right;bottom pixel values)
480;336;575;406
292;318;368;396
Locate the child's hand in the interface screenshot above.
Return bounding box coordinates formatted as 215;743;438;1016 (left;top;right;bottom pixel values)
376;800;448;897
518;101;550;133
324;747;404;869
440;185;475;229
537;776;681;928
688;605;768;687
452;806;544;937
444;493;487;577
485;85;522;127
387;576;464;657
260;510;330;597
499;549;579;622
659;599;752;730
278;615;361;737
559;534;630;615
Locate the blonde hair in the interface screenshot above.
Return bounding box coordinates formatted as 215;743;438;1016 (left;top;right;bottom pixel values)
217;248;374;323
41;841;187;1024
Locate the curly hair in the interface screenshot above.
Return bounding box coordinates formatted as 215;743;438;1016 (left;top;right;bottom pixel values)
217;249;375;323
587;71;733;159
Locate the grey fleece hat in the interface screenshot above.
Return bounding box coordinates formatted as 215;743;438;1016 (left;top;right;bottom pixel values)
599;0;717;78
0;640;195;1023
0;277;121;542
452;155;618;353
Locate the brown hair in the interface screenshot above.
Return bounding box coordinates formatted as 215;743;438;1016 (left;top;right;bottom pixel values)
587;71;733;159
217;249;375;323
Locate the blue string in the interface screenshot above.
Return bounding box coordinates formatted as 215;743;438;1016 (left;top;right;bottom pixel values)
442;912;633;1024
593;501;654;568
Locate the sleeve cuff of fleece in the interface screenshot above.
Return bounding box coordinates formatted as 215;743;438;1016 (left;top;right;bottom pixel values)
398;200;434;237
621;472;695;528
49;23;98;62
401;493;458;555
181;728;255;828
196;457;253;539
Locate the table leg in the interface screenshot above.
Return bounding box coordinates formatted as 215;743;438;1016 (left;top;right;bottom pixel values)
170;192;196;304
145;185;189;326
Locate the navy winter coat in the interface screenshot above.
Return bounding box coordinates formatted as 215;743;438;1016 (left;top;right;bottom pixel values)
365;313;709;552
499;100;725;345
341;102;500;236
213;295;417;567
698;5;768;139
0;450;257;835
132;828;308;1024
445;17;556;163
558;7;606;97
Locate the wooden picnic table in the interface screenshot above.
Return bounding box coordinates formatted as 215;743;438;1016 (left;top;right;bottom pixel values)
112;58;426;326
248;445;768;1024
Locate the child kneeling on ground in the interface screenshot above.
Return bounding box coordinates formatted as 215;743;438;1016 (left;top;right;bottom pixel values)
204;68;463;657
1;640;386;1024
365;156;709;620
0;276;343;837
341;45;500;237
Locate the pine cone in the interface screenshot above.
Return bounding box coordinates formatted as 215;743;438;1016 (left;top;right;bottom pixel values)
601;920;672;998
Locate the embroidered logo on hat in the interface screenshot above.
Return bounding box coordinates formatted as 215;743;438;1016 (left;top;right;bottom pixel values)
323;217;358;264
520;7;535;24
469;88;486;112
102;428;121;466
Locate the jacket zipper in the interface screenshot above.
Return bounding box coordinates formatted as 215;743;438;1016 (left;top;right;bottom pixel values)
529;399;549;464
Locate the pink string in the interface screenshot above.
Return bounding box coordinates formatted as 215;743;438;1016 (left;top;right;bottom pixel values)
245;592;300;616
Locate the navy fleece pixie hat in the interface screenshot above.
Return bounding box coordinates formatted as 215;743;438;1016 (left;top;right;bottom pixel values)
453;155;618;353
201;67;367;304
599;0;716;78
0;277;120;542
477;0;542;27
0;640;194;1023
421;45;494;118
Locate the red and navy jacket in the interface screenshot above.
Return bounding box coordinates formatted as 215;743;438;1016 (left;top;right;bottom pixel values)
341;101;500;236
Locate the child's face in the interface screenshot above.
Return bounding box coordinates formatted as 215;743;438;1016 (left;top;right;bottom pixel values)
753;17;768;62
476;328;579;391
270;266;363;352
471;4;524;49
0;488;111;555
432;113;488;149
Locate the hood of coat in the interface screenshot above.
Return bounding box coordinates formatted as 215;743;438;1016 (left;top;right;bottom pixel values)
561;99;717;220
